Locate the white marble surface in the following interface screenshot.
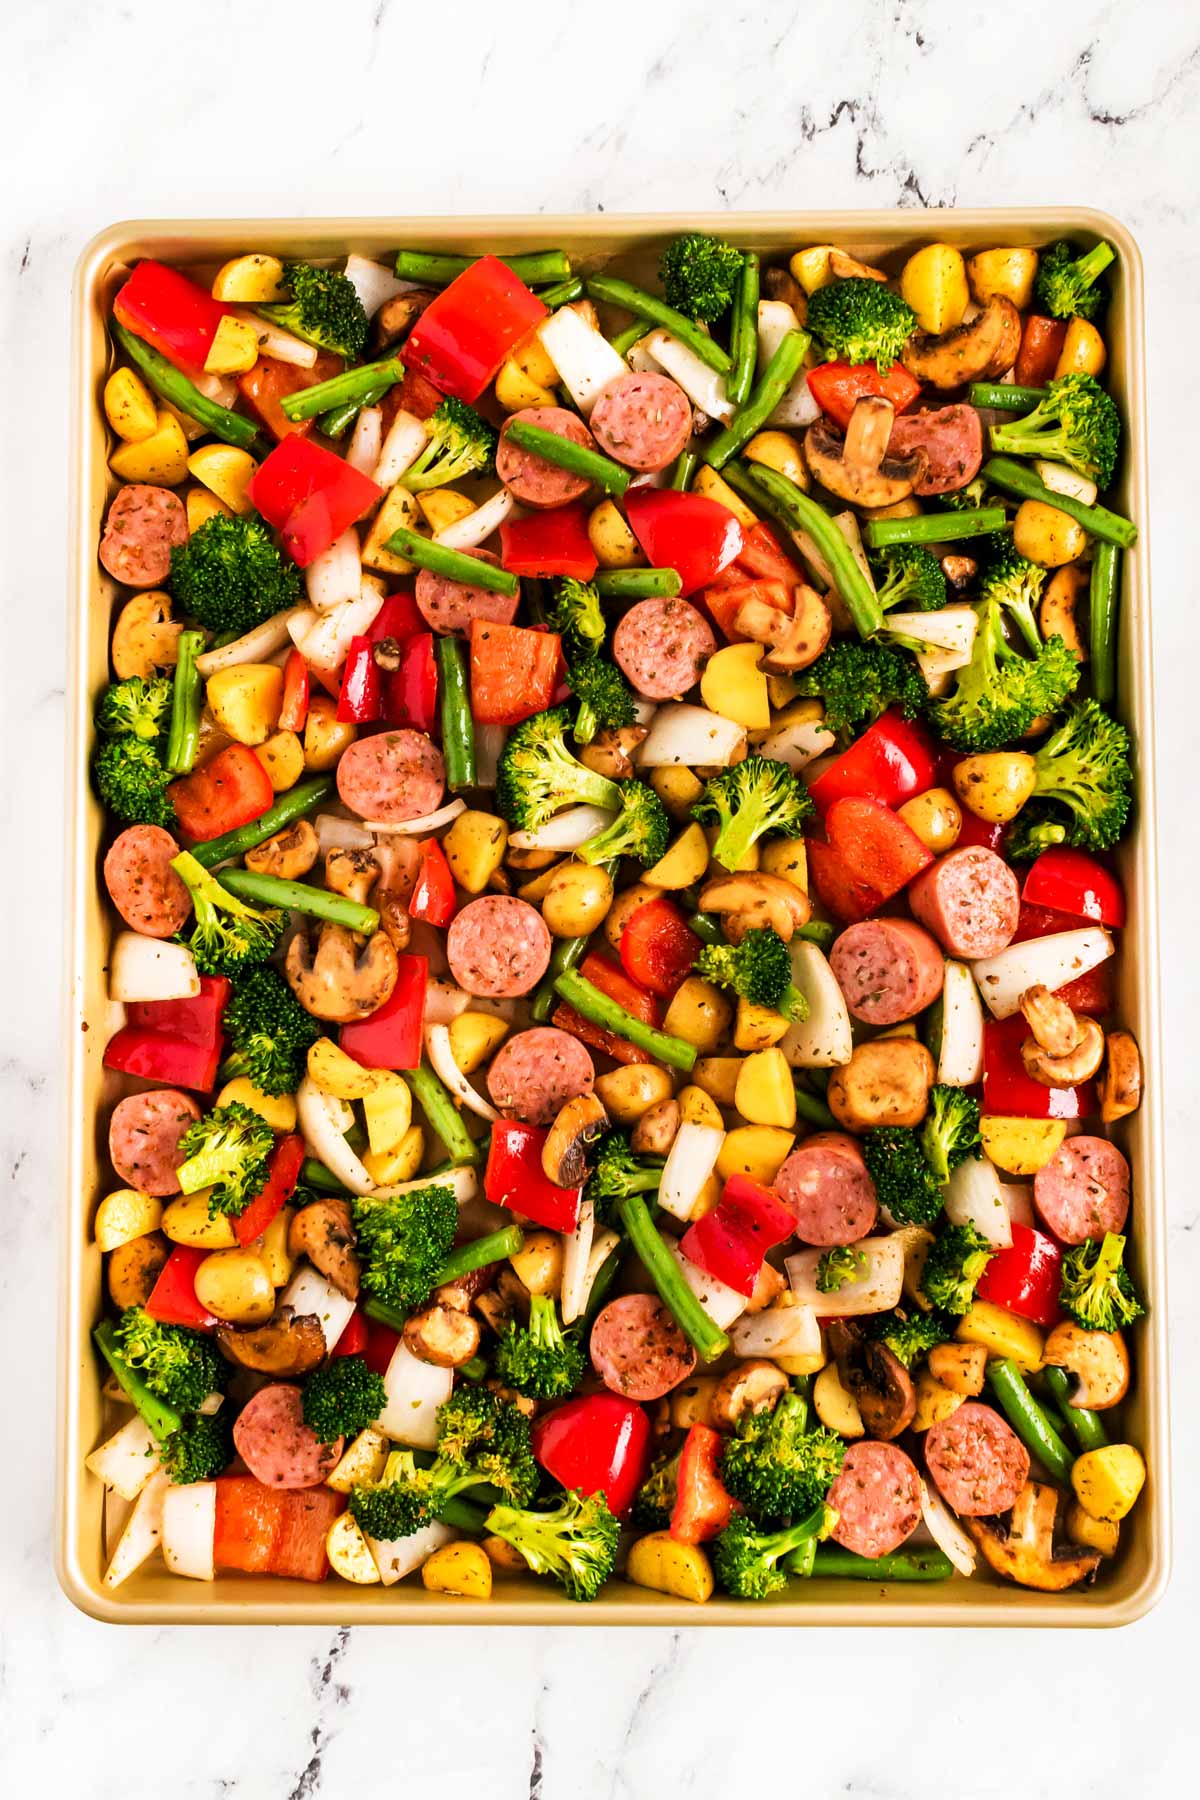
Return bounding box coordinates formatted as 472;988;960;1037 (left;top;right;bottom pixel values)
3;0;1199;1792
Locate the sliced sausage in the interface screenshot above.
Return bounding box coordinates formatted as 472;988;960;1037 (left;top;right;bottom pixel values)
1033;1137;1131;1244
830;918;945;1025
414;548;521;636
827;1441;922;1559
486;1027;595;1125
496;406;597;509
589;1294;697;1401
109;1089;201;1196
446;896;552;998
232;1383;343;1489
99;484;188;588
887;405;984;496
612;597;716;701
924;1401;1030;1516
773;1132;878;1245
908;846;1020;960
590;372;693;472
103;824;192;938
336;729;445;823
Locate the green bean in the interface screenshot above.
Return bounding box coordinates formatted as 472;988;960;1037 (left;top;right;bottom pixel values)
863;506;1009;550
189;777;335;868
436;634;476;791
165;630;204;775
669;448;697;491
437;1495;490;1533
553;971;697;1071
407;1062;484;1167
1043;1365;1109;1454
796;918;836;950
609;322;648;359
216;867;379;935
384;527;519;596
724;461;884;639
1089;541;1120;705
93;1323;180;1441
807;1068;830;1096
703;330;811;470
582;1241;625;1326
793;1086;836;1131
968;382;1048;412
725;252;761;408
530;934;592;1023
787;1545;955;1582
281;355;403;423
436;1226;524;1287
538;275;585;307
987;1358;1075;1487
585;275;732;375
686;911;724;947
300;1158;351;1196
982;457;1138;548
318;377;395;440
594;568;683;600
111;322;265;453
394;249;571;286
616;1196;729;1362
457;1355;489;1383
503;420;630;497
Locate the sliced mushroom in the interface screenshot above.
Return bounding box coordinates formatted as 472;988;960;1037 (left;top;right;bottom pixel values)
828;249;888;283
371;839;420;952
900;296;1021;390
804;399;926;508
403;1302;481;1368
927;1342;987;1397
286;922;399;1022
965;1482;1101;1591
244;818;321;880
371;288;435;354
698;871;812;943
474;1288;513;1338
941;554;978;592
434;1265;497;1313
542;1092;608;1188
827;1320;916;1439
733;585;832;673
709;1359;789;1429
1019;983;1105;1086
631;1097;680;1157
763;265;806;312
745;1258;787;1314
1040;563;1090;664
1043;1322;1130;1410
287;1196;361;1298
578;725;649;780
215;1306;328;1376
1019;984;1081;1058
324;847;381;905
1100;1029;1142;1124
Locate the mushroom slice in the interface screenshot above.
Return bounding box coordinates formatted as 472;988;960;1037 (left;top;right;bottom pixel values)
827;1319;916;1440
371;288;435;353
402;1303;481;1368
699;871;812;943
215;1306;327;1377
434;1266;496;1313
288;1196;361;1298
828;249;888;283
324;846;382;905
1018;984;1105;1086
578;725;649;781
1043;1321;1130;1410
1100;1029;1142;1124
965;1482;1101;1591
245;819;321;881
286;922;399;1023
710;1359;789;1429
901;296;1021;390
804;400;926;508
542;1092;609;1189
733;585;832;673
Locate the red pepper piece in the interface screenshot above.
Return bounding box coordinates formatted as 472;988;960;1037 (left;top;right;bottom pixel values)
735;520;805;584
125;975;230;1048
113;260;230;373
624;489;744;597
808;709;938;814
484;1121;582;1231
146;1245;216;1330
331;1309;369;1360
531;1394;652;1520
680;1176;794;1298
403;256;548;403
806;359;922;432
382;632;438;732
169;744;274;842
551;951;659;1066
233;1134;306;1248
362;1315;400;1376
956;810;1006;853
336;635;383;725
975;1223;1064;1327
982;1015;1096;1119
500;504;598;581
339;953;428;1072
367;591;425;645
469;619;563;725
103;1026;223;1094
719;1174;796;1247
806;795;934;922
1020;847;1125;929
669;1423;738;1544
248;435;382;569
1014;315;1068;389
238;350;344;441
278;649;311;733
618;896;703;998
408;838;457;928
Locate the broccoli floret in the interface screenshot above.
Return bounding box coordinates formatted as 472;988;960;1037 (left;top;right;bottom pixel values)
693;926;807;1022
1011;699;1134;857
584;1131;664;1226
691;754;813;873
577;780;669;867
869;544;948;614
259;259;368;361
658;232;743;323
113;1306;224;1413
866;1308;952;1368
159;1410;233;1486
939;475;989;512
720;1390;846;1524
1058;1232;1145;1332
633;1447;683;1530
806;278;916;372
493;1294;586;1400
221;964;321;1096
495;705;620;832
484;1489;620;1602
1033;239;1115;322
172;850;286;976
920;1222;993;1315
548;578;607;661
815;1246;867;1294
566;655;637;746
794;641;929;740
351;1183;458;1313
989;374;1120;486
176;1101;276;1218
977;543;1047;653
301;1355;386;1444
435;1388;538;1505
401;397;497;492
712;1509;833;1600
349;1449;432;1541
95;676;172;742
862;1127;944;1226
92;735;176;829
349;1398;538;1541
169;513;302;637
931;596;1079;753
921;1085;982;1186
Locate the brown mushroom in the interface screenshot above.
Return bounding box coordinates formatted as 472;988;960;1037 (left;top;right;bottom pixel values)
804;398;926;508
371;288;435;354
324;847;381;904
900;296;1021;390
745;1259;787;1314
698;871;812;943
286;922;399;1022
434;1265;497;1313
1043;1322;1130;1410
631;1097;680;1157
827;1320;916;1439
710;1359;789;1429
927;1342;988;1397
244;818;321;881
1100;1029;1142;1124
733;584;832;673
828;249;888;283
474;1288;513;1338
965;1481;1101;1591
287;1196;361;1298
941;554;978;592
215;1306;328;1377
541;1092;608;1188
578;725;649;780
1018;983;1105;1087
403;1302;481;1368
763;265;807;314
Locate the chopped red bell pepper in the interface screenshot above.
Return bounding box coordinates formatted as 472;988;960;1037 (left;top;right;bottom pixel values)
340;953;428;1071
1014;315;1068;389
734;521;805;584
125;975;229;1048
331;1309;369;1360
983;1015;1096;1119
381;631;439;732
680;1174;795;1297
500;504;598;581
362;1315;400;1376
382;367;445;426
531;1394;652;1520
624;489;744;597
469;619;562;725
403;255;548;402
808;709;937;814
233;1134;306;1248
956;810;1006;853
146;1245;216;1331
552;951;658;1066
807;359;922;432
367;591;425;646
975;1223;1064;1327
248;435;382;569
336;634;383;725
485;1120;582;1231
278;649;311;733
1020;847;1125;929
408;838;457;928
701;577;792;643
103;1026;223;1093
169;743;274;842
238;350;344;441
113;260;230;373
669;1423;738;1544
806;796;934;922
618;896;702;998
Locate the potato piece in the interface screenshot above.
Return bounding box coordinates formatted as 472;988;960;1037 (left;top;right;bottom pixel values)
482;1533;529;1573
422;1540;493;1598
758;836;808;891
692;1056;744;1108
967;247;1039;311
212;253;287;303
979;1116;1067;1176
900;244;969;335
1012;499;1088;568
106;1232;169;1310
308;1036;388;1099
625;1532;713;1603
704;825;759;873
186;486;233;534
893;1224;936;1311
327;1512;382;1584
677;1084;723;1129
1054;317;1106;379
303;695;356;771
1066;1502;1119;1557
193;1248;275;1324
701;643;771;731
743;429;807;489
1071;1445;1146;1523
912;1368;965;1432
257;728;305;793
204;315;260;376
927;1342;988;1396
650;765;705;820
716;1125;794;1184
693;464;761;528
363;1125;424;1187
443;810;508;895
952;751;1037;825
205;664;283;747
898;786;962;854
104;368;158;443
541;861;613;936
789;246;837;294
827;1039;935;1132
257;1206;296;1287
162;1193;238;1249
813;1361;865;1437
94;1188;163;1252
733;998;790;1052
448;1011;509;1076
688;1171;723;1221
669;1375;719;1429
495;357;556;411
362;484;423;575
187;445;258;514
956;1300;1045;1372
362;1077;414;1156
588;498;645;569
734;1047;796;1128
602;882;661;951
641;822;707;892
109;409;190;484
509;1230;563;1298
594;1064;674;1125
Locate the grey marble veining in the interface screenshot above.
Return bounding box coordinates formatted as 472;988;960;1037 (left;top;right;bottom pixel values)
2;0;1199;1793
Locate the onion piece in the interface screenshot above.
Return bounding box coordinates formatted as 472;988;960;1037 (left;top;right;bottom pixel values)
233;308;318;368
374;409;429;489
370;1165;479;1206
85;1414;161;1501
1034;459;1098;507
104;1468;170;1591
421;978;475;1025
377;1341;453;1449
286;606;320;650
347;404;383;476
756;719;836;772
780;942;854;1069
435;487;518;551
305;529;362;614
971;927;1113;1020
668;1241;747;1329
576;1227;622;1321
316;813;376;856
297;1075;375;1195
537;305;627;415
560;1197;596;1325
343;253;407;317
786;1235;904;1317
196;605;309;676
425;1022;498;1122
300;586;386;672
368;1519;454;1587
920;1479;977;1577
473;721;506;788
641;329;735;422
161;1482;216;1581
944;1154;1012;1249
637;704;746;768
936;960;985;1087
658;1122;725;1222
109;933;199;1003
508;804;614;852
756;298;801;365
365;798;467;836
279;1266;357;1353
730;1300;821;1360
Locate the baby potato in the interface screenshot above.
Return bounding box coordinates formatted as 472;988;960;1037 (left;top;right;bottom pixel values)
603;882;661;951
211;253;287;303
509;1229;563;1298
109;409;190;484
734;1047;796;1128
594;1064;674;1124
258;728;305;792
759;836;809;892
979;1115;1067;1176
415;489;476;535
911;1369;965;1432
422;1540;493;1599
701;643;770;731
495;357;555;411
512;327;560;389
203;315;260;376
828;1038;934;1131
743;429;807;489
215;1077;297;1132
443;810;508;894
303;695;356;771
326;1511;383;1584
693;464;762;525
669;1375;720;1429
327;1427;390;1495
1066;1503;1120;1557
645;822;709;891
898;785;962;853
187;445;258;515
1013;499;1088;568
363;1078;415;1156
733;997;789;1051
94;1188;162;1252
649;765;705;820
900;243;969;335
257;1206;296;1287
161;1192;238;1250
1071;1444;1146;1523
186;485;233;533
541;861;613;937
103;368;158;443
193;1247;275;1324
956;1299;1045;1372
691;1056;744;1108
677;1084;724;1129
362;484;423;575
813;1362;865;1437
662;977;732;1054
308;1036;388;1099
716;1125;794;1185
626;1532;713;1604
967;246;1039;311
363;1125;424;1188
448;1011;509;1076
588;498;645;568
106;1232;169;1310
205;663;283;747
789;245;837;294
952;752;1037;824
1054;317;1106;380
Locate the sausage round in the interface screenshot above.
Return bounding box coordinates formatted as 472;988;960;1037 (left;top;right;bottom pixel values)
589;1294;697;1401
589;372;693;472
829;918;945;1025
486;1027;595;1125
887;405;984;496
827;1441;922;1559
924;1401;1030;1516
1033;1136;1131;1244
336;730;445;823
612;597;716;700
908;846;1020;960
103;824;193;938
773;1132;878;1245
414;548;521;635
446;896;552;998
232;1384;343;1490
99;484;188;588
496;406;597;509
109;1089;201;1196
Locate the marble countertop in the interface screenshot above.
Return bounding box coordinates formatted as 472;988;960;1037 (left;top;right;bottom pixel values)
3;0;1198;1792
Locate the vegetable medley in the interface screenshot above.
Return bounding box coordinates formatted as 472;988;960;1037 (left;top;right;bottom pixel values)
87;229;1147;1605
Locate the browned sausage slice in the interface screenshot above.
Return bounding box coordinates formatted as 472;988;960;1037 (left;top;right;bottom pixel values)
496;406;597;509
1033;1137;1131;1244
589;372;693;472
827;1440;922;1559
589;1294;697;1401
887;405;984;496
830;918;945;1025
109;1090;202;1196
232;1383;343;1488
336;730;445;823
612;597;716;700
486;1027;595;1125
908;846;1020;960
773;1132;878;1245
99;485;188;587
924;1401;1030;1516
414;548;521;635
103;824;193;938
446;896;552;998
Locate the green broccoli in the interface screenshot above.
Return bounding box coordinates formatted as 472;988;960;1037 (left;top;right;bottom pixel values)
351;1183;458;1313
436;1389;538;1505
920;1222;994;1315
632;1447;683;1529
720;1390;845;1523
863;1128;944;1226
712;1508;831;1599
301;1355;387;1444
159;1410;233;1485
921;1085;982;1186
169;512;302;637
495;705;620;831
220;964;321;1096
400;397;497;491
176;1101;276;1218
493;1295;586;1400
349;1399;538;1540
658;232;743;322
548;577;607;661
1059;1232;1145;1332
939;475;990;512
866;1308;953;1368
691;754;813;872
815;1246;867;1294
113;1307;224;1413
793;640;929;739
259;259;369;361
577;780;669;867
1033;239;1115;322
931;595;1079;753
978;543;1047;654
171;850;285;975
1008;699;1134;857
483;1489;620;1602
92;735;176;829
693;926;807;1022
95;675;173;742
869;544;948;614
349;1450;430;1541
584;1131;664;1226
806;277;916;372
989;374;1120;486
94;1319;227;1483
565;655;637;746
